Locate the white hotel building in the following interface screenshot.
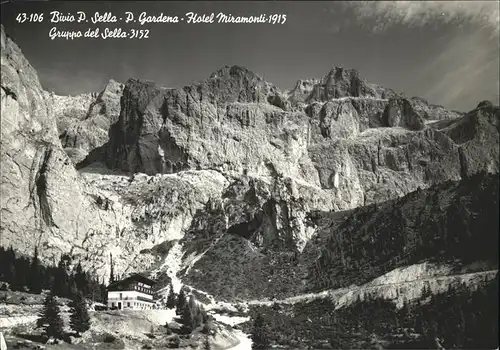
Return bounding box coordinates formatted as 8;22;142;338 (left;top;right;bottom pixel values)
107;273;156;310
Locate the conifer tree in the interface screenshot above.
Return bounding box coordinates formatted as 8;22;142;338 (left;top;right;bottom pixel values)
422;284;432;299
203;335;211;350
29;247;42;293
68;274;78;298
180;302;193;333
100;278;108;304
69;291;91;336
176;289;187;315
4;258;15;288
13;256;28;291
166;283;176;309
194;307;204;329
74;262;88;296
251;313;269;349
53;259;69;297
188;295;204;330
3;247;16;287
109;253;115;284
188;294;197;319
37;291;64;339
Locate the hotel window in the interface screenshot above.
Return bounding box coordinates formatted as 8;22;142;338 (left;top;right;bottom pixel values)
111;302;115;307
127;302;130;307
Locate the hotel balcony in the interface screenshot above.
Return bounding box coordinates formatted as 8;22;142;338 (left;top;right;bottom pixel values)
107;295;154;303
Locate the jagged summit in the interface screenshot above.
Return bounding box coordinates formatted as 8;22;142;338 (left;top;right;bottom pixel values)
208;65;264;82
477;100;494;109
104;78;123;90
286;65;400;105
124;77;158;86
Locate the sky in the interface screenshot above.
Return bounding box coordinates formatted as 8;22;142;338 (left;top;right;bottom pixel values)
1;1;499;112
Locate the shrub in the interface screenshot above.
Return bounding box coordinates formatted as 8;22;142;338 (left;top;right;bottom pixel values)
166;334;180;348
103;334;117;343
251;313;270;349
202;320;216;335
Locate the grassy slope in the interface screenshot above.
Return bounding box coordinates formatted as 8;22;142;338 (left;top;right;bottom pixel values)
181;172;498;302
242;276;498;349
307;172;499;291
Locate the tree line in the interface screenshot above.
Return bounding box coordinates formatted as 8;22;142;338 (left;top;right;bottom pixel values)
243;276;498;349
163;284;209;334
0;246;107;303
163;283;270;349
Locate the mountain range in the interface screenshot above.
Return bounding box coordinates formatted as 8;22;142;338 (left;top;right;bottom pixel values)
1;23;498;348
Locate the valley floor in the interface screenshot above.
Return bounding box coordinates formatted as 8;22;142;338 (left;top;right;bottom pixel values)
0;262;497;349
0;307;245;350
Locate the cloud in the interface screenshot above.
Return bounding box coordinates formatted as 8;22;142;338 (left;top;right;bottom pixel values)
419;29;499;111
38;67;108;96
342;1;499;36
334;1;499;111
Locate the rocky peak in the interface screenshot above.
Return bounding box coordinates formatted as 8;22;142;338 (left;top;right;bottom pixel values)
292;78;320;91
102;78;124;96
208;65;263;82
295;65;399;103
1;25;41;92
190;64;278;105
47;78;124;164
322;65;357;83
477;100;494;109
288;78;320;106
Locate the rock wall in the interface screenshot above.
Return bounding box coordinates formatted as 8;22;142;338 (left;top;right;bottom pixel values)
0;25;223;281
101;65;497;218
46;79;124;164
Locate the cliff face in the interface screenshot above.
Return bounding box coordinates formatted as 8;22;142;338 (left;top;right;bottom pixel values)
100;66;491;215
179;172;498;301
0;26;211;280
1;25;498;302
46;79;124;164
306;66;398;102
104;68;315;181
0;32;123;271
1;26;73;253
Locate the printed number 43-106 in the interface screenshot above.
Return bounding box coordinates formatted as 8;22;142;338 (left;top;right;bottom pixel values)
16;13;44;23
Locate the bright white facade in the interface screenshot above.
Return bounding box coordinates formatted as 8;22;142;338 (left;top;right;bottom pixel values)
107;290;154;310
107;274;156;310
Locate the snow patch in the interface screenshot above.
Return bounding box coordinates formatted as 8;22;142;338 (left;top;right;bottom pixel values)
183;234;225;276
211;313;252;350
153;241;184;294
229;330;252;350
364;262;454;286
211;314;249;327
144;309;176;325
